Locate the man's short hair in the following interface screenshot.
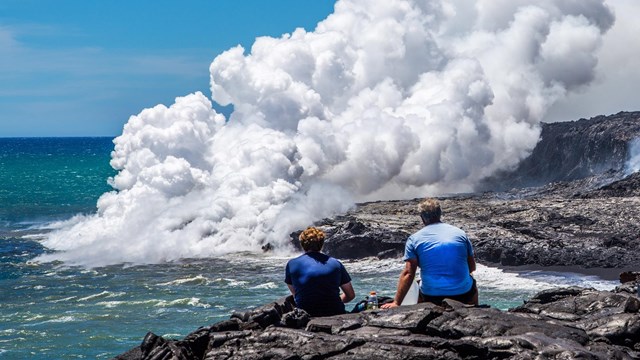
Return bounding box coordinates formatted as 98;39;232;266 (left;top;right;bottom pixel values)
418;198;442;222
299;227;325;252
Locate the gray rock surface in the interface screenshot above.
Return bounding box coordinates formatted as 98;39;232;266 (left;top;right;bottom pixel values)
115;286;640;360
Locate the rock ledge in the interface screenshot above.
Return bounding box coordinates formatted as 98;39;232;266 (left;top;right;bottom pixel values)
115;282;640;360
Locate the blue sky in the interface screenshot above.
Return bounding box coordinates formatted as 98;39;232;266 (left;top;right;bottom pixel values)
0;0;335;137
1;0;639;137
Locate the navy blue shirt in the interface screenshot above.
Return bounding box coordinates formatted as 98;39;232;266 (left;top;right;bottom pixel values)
285;252;351;317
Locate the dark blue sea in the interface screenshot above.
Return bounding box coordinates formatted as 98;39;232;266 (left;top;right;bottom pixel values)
0;137;617;359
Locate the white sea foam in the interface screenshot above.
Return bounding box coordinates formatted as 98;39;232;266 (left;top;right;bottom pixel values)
96;300;159;308
35;0;615;267
157;275;210;286
251;282;279;290
96;297;211;309
50;296;77;303
215;278;249;287
26;316;78;326
78;291;125;302
163;298;211;308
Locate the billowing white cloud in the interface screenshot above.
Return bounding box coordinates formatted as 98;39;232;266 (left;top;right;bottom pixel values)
38;0;615;266
546;0;640;121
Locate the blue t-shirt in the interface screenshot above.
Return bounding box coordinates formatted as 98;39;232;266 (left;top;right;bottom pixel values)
285;252;351;317
403;222;474;296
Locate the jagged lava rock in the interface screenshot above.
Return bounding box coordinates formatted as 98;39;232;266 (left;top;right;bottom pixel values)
115;286;640;360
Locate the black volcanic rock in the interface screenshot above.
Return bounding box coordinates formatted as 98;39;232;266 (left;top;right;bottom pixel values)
485;111;640;191
321;218;411;259
582;171;640;198
116;286;640;360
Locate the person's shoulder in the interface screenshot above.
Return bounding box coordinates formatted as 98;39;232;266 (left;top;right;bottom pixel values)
441;222;467;235
287;253;307;264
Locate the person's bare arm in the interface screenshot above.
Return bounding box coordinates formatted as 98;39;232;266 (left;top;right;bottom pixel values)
287;284;296;296
381;259;418;309
467;256;476;273
340;282;355;303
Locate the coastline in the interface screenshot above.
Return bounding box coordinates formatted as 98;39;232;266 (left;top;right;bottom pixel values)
496;264;624;281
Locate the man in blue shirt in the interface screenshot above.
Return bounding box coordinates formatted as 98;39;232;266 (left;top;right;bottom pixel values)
285;227;355;316
382;198;478;308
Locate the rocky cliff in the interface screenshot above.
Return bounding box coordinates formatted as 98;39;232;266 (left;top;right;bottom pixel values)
484;111;640;190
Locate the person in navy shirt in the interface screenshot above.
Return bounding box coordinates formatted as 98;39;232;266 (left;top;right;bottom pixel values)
285;227;355;317
382;198;478;308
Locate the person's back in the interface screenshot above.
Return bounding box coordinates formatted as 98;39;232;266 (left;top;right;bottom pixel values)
408;222;473;296
285;227;355;317
381;198;478;309
285;252;349;317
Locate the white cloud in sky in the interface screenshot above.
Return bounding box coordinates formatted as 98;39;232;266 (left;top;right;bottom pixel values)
35;0;632;267
546;0;640;120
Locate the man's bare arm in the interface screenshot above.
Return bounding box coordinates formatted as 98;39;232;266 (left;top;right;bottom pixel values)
340;282;356;303
467;256;476;273
381;259;418;309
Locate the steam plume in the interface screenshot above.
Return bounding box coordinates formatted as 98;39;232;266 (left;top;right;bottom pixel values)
37;0;614;266
626;138;640;175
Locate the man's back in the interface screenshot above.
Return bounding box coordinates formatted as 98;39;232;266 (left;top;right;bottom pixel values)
405;222;473;296
285;252;350;316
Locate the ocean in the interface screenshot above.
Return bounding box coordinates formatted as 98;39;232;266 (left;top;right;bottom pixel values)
0;137;619;359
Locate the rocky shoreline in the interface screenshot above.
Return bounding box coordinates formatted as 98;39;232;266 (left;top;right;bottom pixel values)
116;275;640;360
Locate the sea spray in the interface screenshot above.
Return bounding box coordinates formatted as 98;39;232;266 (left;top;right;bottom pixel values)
37;0;614;266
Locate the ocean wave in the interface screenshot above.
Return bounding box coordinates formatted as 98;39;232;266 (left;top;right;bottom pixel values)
213;278;249;287
343;258;405;274
96;297;210;309
96;299;159;308
25;316;78;326
251;282;279;290
157;275;209;286
162;297;211;308
50;296;78;303
78;291;125;302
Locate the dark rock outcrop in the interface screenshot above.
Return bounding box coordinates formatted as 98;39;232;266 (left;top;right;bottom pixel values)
115;285;640;360
484;111;640;191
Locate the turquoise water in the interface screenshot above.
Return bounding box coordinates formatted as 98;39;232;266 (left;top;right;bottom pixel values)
0;138;618;359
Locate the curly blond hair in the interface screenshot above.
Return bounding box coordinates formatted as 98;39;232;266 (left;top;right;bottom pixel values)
299;227;325;252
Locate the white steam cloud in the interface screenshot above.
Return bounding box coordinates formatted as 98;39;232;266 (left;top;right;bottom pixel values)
37;0;614;266
626;138;640;175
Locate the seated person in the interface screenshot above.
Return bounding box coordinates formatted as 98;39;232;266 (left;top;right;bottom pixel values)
285;227;355;316
382;198;478;308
